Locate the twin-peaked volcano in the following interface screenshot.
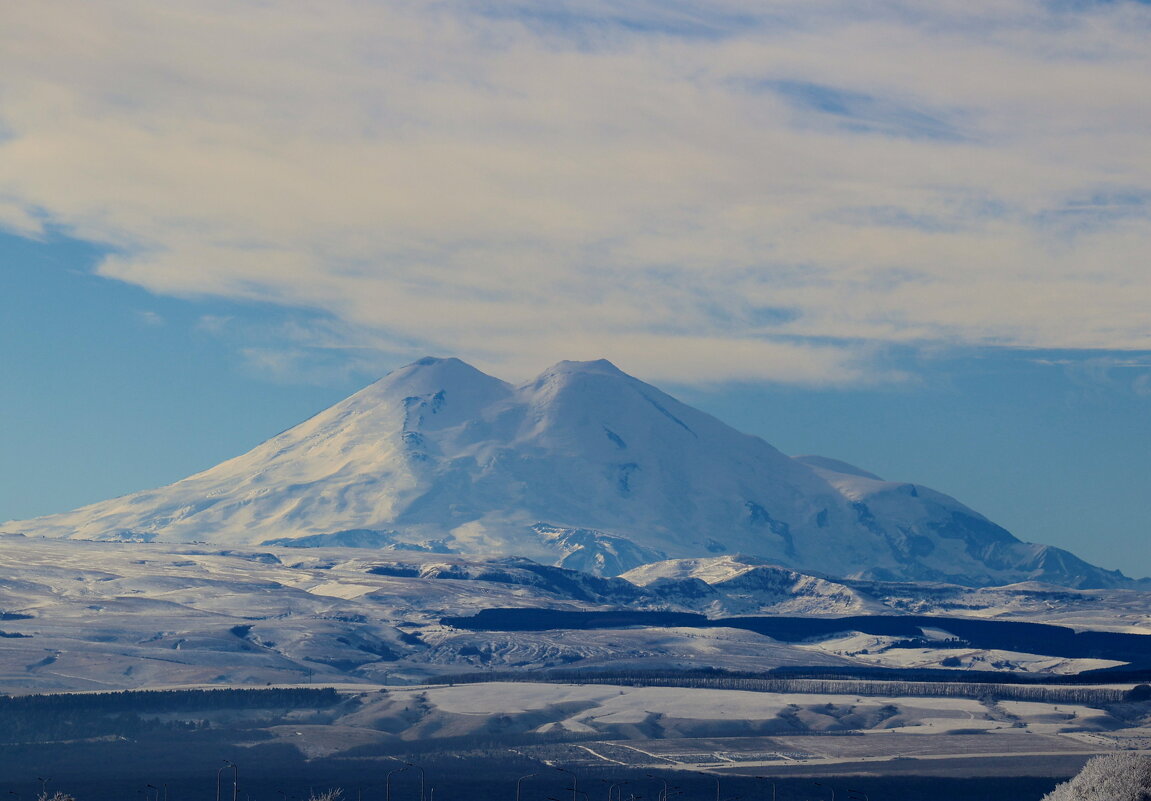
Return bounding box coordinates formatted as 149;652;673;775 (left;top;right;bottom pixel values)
2;357;1135;588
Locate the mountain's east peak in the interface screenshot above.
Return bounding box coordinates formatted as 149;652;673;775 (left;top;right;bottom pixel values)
524;358;633;390
545;358;628;376
411;355;468;370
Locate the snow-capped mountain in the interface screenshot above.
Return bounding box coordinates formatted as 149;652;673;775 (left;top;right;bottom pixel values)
1;357;1138;588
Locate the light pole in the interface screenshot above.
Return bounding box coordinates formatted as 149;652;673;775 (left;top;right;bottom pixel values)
36;779;49;798
553;766;577;801
217;761;238;801
517;773;539;801
814;782;835;801
404;762;425;801
753;776;776;801
227;761;239;801
606;781;630;801
386;766;410;801
645;775;666;801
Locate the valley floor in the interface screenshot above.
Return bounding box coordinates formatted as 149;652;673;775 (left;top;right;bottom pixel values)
2;537;1150;798
4;681;1148;781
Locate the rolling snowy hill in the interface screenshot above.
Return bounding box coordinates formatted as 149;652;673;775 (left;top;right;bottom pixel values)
0;536;1146;692
2;357;1139;588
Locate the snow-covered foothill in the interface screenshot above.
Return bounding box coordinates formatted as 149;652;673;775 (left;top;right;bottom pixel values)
0;536;1148;692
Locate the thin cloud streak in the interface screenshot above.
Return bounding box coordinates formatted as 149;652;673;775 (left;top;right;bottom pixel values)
1;0;1149;383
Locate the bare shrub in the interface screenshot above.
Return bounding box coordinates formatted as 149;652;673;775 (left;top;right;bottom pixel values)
308;789;343;801
1042;753;1151;801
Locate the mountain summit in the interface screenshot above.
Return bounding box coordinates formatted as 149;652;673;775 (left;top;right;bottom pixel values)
3;358;1134;588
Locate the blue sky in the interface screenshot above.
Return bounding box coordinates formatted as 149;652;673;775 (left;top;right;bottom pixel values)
2;0;1150;577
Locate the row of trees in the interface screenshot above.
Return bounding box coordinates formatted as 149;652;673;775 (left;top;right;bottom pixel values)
0;687;341;714
441;670;1142;705
0;687;342;744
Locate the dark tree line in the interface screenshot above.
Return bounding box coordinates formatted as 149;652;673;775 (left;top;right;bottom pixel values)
0;687;341;744
439;670;1137;706
0;686;340;714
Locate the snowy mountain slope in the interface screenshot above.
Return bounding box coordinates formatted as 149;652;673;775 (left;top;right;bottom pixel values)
2;357;1141;588
795;457;1136;588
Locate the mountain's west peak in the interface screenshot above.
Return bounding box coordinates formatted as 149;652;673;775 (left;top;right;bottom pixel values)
389;355;491;380
360;357;509;397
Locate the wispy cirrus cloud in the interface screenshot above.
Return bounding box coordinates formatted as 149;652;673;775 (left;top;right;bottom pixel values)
1;0;1149;384
763;80;969;141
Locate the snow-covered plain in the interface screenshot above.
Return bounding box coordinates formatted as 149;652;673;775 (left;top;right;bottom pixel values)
161;680;1151;775
791;632;1126;675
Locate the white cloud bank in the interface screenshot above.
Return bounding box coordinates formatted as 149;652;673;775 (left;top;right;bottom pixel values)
2;0;1149;383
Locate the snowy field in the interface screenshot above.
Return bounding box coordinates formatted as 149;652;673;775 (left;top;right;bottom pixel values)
1;535;1149;692
217;681;1151;777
